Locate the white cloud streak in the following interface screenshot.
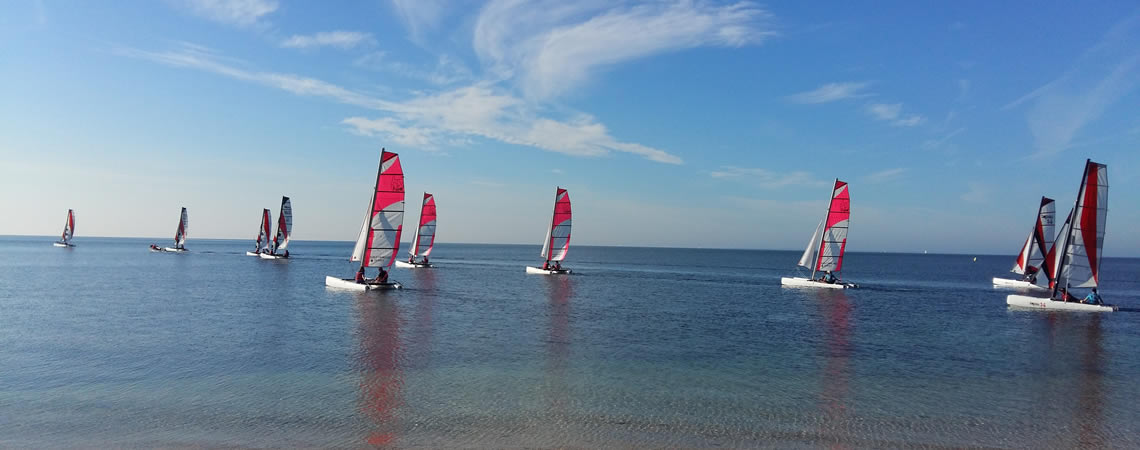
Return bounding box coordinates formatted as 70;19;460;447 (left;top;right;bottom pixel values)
174;0;278;26
118;43;682;164
866;102;925;127
474;0;775;99
864;167;908;183
1003;14;1140;156
709;166;826;188
786;81;870;104
281;31;374;50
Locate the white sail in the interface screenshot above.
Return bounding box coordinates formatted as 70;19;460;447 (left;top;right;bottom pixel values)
1011;197;1055;276
797;219;824;269
1055;161;1108;290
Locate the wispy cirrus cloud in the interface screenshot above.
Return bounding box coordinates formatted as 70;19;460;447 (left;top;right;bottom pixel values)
281;31;374;50
390;0;450;42
1003;13;1140;157
786;81;871;104
710;166;826;188
864;167;908;184
866;102;925;127
353;52;473;86
119;43;682;164
474;0;775;99
173;0;278;26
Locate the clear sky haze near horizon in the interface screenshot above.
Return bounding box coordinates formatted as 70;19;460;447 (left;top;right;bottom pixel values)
2;1;1139;255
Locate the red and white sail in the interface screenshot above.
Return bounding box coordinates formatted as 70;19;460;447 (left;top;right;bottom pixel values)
174;207;188;248
60;209;75;244
410;193;436;258
255;208;271;251
352;150;405;269
272;196;292;253
1011;197;1055;281
818;180;850;272
540;187;572;262
1053;160;1108;291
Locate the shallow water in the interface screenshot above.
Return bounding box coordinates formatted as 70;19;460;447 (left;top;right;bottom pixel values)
1;236;1139;447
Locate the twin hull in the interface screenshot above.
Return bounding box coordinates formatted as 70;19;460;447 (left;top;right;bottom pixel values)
780;277;848;289
1006;294;1115;312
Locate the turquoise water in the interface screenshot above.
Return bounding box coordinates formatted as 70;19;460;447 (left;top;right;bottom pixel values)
2;236;1139;447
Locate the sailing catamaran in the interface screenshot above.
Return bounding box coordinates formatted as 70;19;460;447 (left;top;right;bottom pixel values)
260;196;292;259
1008;160;1115;311
992;197;1054;292
53;209;76;247
246;208;272;256
159;207;190;252
781;179;857;289
526;187;572;275
326;150;404;290
396;193;436;268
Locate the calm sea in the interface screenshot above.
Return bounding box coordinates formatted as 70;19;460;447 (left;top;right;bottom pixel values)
2;236;1139;447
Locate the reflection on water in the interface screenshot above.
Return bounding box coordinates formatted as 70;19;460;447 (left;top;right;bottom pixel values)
544;276;574;423
1076;315;1104;449
355;293;402;446
814;289;852;446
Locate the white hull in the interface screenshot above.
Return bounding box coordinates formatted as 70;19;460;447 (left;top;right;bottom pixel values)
780;277;852;289
395;260;433;268
992;277;1048;292
163;247;188;253
53;242;74;247
1007;294;1116;312
324;276;401;291
259;253;288;260
525;266;572;275
246;251;262;256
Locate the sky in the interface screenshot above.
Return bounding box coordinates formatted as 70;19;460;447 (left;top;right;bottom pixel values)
2;1;1139;255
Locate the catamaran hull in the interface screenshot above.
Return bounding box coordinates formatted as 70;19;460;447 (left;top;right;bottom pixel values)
325;276;401;291
780;277;854;289
395;260;433;268
163;247;188;253
525;266;572;275
992;277;1048;292
245;251;262;256
1006;294;1115;312
52;242;74;247
259;253;288;260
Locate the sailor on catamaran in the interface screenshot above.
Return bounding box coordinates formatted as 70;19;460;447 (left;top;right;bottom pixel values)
1083;288;1103;305
355;266;366;283
1021;265;1039;283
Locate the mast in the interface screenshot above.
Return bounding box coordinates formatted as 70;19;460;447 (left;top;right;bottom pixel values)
358;155;383;270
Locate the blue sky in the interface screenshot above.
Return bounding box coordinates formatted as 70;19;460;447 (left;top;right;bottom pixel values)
2;1;1138;255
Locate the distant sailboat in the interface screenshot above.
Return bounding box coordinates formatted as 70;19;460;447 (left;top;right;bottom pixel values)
53;209;76;247
992;197;1054;292
396;192;436;268
326;150;404;290
526;187;572;275
261;196;292;259
1008;159;1115;312
246;208;272;256
157;207;190;252
781;179;857;289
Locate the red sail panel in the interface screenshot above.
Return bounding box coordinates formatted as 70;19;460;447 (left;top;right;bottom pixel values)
816;180;850;272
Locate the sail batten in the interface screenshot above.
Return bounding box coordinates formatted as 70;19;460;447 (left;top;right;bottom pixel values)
540;188;571;262
410;193;436;258
350;150;404;269
272;196;292;253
